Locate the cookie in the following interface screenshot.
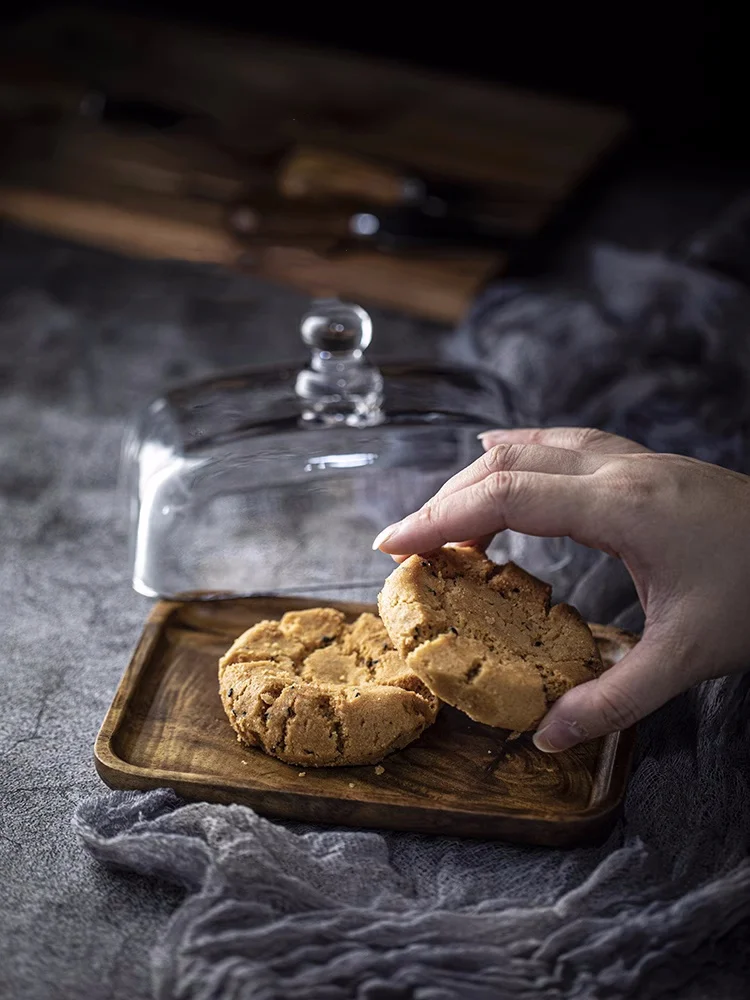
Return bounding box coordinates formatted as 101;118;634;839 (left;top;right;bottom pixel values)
378;547;603;731
218;607;439;767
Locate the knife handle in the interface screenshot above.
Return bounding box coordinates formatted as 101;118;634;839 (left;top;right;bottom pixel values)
277;145;418;206
229;201;357;243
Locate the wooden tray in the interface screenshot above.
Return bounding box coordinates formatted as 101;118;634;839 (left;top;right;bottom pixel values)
95;596;637;846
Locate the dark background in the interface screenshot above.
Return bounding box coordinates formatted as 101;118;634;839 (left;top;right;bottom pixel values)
1;1;738;156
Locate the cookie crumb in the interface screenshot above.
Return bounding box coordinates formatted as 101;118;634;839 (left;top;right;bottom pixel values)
298;771;306;777
374;765;385;775
348;782;355;788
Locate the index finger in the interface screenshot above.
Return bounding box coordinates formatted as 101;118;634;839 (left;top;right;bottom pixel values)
374;470;611;556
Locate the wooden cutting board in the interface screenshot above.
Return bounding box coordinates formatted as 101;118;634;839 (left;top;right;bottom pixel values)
95;596;637;846
0;8;629;323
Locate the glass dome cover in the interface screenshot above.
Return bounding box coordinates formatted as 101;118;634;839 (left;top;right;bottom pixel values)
122;299;511;603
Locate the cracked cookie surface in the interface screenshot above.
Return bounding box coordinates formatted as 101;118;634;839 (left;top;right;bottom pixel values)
219;608;439;766
378;547;603;731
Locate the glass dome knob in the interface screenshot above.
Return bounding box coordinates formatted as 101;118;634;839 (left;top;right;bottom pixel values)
300;299;373;356
295;299;383;427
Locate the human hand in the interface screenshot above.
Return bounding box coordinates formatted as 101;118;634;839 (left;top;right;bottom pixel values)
372;427;750;751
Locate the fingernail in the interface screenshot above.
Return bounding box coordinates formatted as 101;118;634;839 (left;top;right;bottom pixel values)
372;523;399;551
532;720;588;753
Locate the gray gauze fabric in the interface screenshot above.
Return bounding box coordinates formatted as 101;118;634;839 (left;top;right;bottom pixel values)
71;199;750;999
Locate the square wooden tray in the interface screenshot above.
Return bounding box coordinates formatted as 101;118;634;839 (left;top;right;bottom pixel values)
95;596;637;846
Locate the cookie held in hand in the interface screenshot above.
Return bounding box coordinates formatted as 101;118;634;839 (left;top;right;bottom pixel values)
378;547;602;731
219;608;439;766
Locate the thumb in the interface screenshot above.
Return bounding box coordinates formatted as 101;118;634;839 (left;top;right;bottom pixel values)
532;632;680;752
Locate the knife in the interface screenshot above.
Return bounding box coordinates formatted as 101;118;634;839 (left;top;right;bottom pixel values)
277;144;543;230
278;144;458;207
228;200;528;254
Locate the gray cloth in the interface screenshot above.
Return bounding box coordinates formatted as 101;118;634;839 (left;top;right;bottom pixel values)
2;179;750;999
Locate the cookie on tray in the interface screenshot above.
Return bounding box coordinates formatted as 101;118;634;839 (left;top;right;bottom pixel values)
378;547;603;732
219;607;439;767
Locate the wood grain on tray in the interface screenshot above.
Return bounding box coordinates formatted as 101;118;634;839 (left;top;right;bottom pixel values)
95;596;638;846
